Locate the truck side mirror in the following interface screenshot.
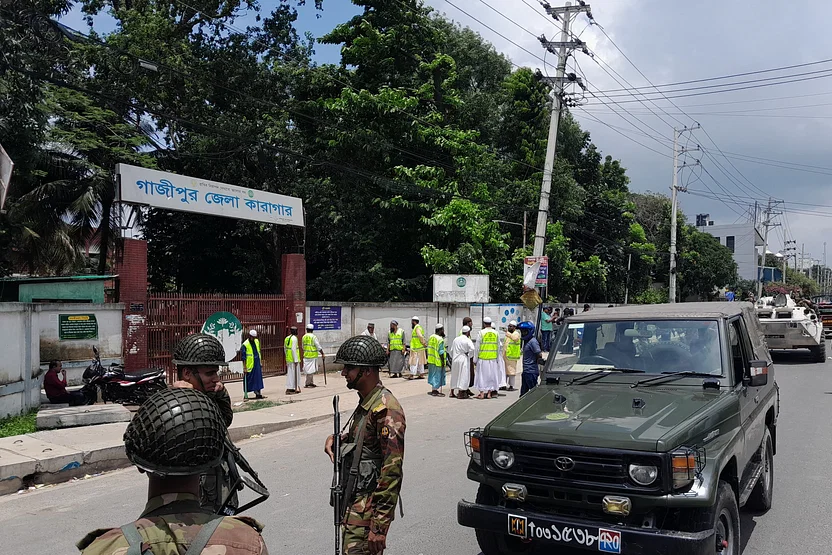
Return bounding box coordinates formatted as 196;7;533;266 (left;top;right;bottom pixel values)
746;360;769;387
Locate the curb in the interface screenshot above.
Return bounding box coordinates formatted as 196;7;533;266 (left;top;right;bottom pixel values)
1;412;334;496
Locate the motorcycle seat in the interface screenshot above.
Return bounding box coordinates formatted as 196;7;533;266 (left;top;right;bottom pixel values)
118;369;165;382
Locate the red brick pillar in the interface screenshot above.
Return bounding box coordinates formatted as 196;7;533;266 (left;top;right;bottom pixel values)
281;253;307;334
115;238;149;372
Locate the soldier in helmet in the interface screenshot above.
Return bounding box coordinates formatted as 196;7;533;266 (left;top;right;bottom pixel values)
171;333;234;512
171;333;233;427
77;388;269;554
324;336;406;555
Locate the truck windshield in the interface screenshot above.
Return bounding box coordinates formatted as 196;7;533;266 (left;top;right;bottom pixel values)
545;319;723;376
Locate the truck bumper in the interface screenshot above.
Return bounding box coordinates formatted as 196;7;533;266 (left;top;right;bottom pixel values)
458;499;715;555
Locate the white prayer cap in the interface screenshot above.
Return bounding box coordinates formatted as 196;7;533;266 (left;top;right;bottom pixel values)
412;315;420;321
435;323;444;330
483;316;493;324
249;329;258;337
306;323;314;330
509;320;517;326
462;325;471;333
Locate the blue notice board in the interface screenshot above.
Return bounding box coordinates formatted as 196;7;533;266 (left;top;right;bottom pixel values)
310;306;342;330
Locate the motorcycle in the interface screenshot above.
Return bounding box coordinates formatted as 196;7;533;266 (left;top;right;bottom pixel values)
81;346;167;405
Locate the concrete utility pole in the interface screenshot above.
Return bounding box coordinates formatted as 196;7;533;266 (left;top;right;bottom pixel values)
757;198;782;299
668;126;700;303
532;1;590;257
783;238;796;284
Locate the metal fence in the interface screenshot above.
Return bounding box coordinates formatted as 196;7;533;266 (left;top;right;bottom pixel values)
147;293;288;383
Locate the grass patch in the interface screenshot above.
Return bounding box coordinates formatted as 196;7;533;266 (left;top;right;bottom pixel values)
233;400;285;413
0;410;37;438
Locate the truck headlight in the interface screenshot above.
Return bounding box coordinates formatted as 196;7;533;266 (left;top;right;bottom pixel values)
628;464;658;486
492;448;515;469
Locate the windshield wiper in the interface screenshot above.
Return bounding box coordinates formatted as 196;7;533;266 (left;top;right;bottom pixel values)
631;371;717;388
568;367;645;386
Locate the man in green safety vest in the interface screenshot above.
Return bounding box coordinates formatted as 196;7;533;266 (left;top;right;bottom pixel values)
284;326;301;395
502;321;522;392
407;316;427;380
387;320;406;378
241;330;265;400
427;323;447;396
474;317;502;399
302;323;325;388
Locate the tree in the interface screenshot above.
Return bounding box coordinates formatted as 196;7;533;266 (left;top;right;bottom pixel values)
677;226;738;300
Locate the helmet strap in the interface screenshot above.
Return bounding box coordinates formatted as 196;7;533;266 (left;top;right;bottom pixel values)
191;368;209;393
346;368;365;390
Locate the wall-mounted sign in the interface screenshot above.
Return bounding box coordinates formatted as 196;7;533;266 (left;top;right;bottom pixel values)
310;306;342;330
116;163;304;227
201;311;242;363
59;314;98;340
433;274;490;303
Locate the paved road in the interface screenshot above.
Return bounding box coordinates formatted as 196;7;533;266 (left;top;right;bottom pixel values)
0;353;828;554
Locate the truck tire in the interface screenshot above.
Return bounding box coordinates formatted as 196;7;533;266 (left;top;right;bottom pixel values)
811;341;827;363
474;484;535;555
712;481;740;555
745;428;774;512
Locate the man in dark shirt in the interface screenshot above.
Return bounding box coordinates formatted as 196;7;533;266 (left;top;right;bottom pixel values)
43;361;86;405
518;322;545;396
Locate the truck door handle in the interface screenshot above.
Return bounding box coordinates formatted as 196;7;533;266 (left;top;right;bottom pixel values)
754;394;759;404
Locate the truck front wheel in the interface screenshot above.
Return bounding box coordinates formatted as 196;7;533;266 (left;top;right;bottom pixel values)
713;481;740;555
474;484;536;555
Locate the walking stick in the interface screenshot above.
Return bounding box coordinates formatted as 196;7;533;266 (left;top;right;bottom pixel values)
323;355;327;385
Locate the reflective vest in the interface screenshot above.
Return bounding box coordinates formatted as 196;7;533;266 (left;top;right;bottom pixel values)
505;333;522;360
411;325;425;351
242;338;261;371
302;333;319;359
427;334;445;366
389;329;404;351
479;328;499;360
284;335;297;363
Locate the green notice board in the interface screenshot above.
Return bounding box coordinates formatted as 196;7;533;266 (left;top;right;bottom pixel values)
59;314;98;340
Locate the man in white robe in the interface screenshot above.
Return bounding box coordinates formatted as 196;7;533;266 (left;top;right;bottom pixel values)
474;317;503;399
450;326;475;399
284;326;301;395
302;323;325;388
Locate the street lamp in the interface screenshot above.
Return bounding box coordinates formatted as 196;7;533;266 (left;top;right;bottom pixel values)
493;213;528;250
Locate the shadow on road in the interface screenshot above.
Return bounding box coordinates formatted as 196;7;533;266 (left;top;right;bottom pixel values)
770;349;825;365
740;511;759;553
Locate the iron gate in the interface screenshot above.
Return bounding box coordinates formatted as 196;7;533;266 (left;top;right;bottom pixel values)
147;293;288;383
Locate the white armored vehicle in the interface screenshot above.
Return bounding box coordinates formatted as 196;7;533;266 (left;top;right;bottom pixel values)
756;293;826;362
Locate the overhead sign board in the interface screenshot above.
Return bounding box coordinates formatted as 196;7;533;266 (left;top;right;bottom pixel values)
0;143;13;212
524;256;549;286
433;274;490;303
116;163;304;227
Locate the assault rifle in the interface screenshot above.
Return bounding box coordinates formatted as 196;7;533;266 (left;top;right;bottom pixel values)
332;395;342;555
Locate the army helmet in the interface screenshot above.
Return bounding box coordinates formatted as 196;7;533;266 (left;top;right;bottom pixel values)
124;387;226;476
335;335;388;367
172;333;226;366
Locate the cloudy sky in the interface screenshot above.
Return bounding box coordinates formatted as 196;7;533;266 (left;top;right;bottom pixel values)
61;0;832;266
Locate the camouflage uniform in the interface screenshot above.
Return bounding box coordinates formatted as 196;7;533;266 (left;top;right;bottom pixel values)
77;493;268;554
342;384;406;555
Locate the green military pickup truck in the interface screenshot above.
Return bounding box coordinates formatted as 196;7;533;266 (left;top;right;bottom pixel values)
458;303;779;555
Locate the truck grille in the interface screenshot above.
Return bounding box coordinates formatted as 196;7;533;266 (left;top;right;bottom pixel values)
514;446;626;484
486;439;665;491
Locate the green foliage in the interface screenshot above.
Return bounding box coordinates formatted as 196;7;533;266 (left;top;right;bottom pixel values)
0;410;37;438
0;0;742;305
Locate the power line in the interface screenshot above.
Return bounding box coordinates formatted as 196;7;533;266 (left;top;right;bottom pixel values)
595;56;832;93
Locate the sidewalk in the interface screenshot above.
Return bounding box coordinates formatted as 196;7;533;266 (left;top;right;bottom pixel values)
0;372;441;496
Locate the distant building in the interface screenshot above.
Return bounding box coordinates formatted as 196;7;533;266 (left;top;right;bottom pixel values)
696;221;765;281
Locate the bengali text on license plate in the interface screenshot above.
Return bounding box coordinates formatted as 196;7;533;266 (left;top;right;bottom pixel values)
508;514;622;553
